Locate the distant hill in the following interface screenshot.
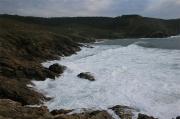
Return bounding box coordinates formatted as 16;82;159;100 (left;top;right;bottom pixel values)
0;14;180;40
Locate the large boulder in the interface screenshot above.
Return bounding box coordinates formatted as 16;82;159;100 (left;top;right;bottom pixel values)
48;63;66;75
77;72;95;81
137;113;157;119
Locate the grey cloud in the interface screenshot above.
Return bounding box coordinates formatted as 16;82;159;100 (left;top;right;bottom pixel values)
144;0;180;19
0;0;179;18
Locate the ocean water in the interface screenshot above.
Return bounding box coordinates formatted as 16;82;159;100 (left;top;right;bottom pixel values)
33;37;180;119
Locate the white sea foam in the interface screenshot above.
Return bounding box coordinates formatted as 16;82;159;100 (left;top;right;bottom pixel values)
33;44;180;119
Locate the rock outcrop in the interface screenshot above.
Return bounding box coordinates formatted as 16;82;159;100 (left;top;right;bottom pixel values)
77;72;95;81
0;99;113;119
0;76;48;105
110;105;137;119
0;99;53;119
0;29;81;105
49;63;66;75
0;99;161;119
0;58;58;80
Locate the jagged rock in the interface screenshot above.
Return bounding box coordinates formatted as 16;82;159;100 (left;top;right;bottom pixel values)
51;109;72;115
0;99;53;119
77;72;95;81
54;110;113;119
1;100;118;119
110;105;136;119
49;63;66;74
137;113;158;119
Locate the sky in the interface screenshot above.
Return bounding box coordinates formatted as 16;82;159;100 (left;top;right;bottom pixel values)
0;0;180;19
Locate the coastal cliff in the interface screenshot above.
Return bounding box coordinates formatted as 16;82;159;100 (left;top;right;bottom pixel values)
0;14;180;119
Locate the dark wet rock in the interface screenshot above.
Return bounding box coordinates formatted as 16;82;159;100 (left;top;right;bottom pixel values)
0;99;53;119
110;105;136;119
137;113;158;119
176;116;180;119
54;110;113;119
77;72;95;81
51;109;73;115
49;63;66;74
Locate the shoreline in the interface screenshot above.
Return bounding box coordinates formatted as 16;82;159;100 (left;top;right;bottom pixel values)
1;14;180;119
1;38;180;119
32;41;180;118
1;35;180;119
0;38;158;119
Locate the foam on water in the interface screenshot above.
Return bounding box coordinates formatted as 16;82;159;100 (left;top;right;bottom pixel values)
33;44;180;119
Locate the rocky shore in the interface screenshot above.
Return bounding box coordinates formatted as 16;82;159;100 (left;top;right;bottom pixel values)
0;99;160;119
0;30;81;105
0;34;167;119
1;14;180;119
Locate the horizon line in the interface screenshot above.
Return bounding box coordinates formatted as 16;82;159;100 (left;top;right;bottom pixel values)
1;13;180;20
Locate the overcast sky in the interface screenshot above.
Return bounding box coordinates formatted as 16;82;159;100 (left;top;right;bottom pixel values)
0;0;180;19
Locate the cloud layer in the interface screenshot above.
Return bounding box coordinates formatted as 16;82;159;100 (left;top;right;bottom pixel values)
0;0;180;18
